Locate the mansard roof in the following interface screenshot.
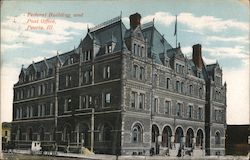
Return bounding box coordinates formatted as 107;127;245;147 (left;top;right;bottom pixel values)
141;21;172;64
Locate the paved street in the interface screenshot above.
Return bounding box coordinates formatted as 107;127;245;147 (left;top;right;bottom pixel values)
1;152;249;160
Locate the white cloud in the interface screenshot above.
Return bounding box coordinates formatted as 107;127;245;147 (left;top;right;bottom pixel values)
203;46;249;60
224;66;249;124
178;12;248;32
206;35;249;44
1;43;25;52
142;12;175;26
139;12;248;33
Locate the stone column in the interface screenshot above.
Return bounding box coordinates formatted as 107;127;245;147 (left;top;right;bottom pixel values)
192;137;196;149
171;135;175;149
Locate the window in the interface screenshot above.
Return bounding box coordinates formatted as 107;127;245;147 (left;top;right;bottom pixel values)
133;65;138;78
33;106;38;117
5;131;8;136
199;87;203;98
139;67;144;80
181;82;184;93
176;103;182;117
140;46;144;57
176;81;180;92
45;103;50;116
166;78;170;89
66;75;72;87
153;98;158;113
107;44;112;53
100;124;112;141
188;105;193;118
215;132;221;145
84;70;92;83
69;57;74;64
103;66;110;79
64;98;72;112
165;101;171;115
137;45;140;56
131;92;136;108
139;93;145;109
133;44;137;55
88;96;93;108
189;85;193;95
132;124;142;143
80;95;86;109
31;87;35;97
22;106;27;118
198;107;203;120
104;93;111;107
84;50;91;61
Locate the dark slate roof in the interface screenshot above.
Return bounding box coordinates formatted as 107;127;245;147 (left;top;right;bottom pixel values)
142;23;173;64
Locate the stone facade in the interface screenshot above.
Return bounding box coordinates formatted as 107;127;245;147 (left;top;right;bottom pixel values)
11;13;227;156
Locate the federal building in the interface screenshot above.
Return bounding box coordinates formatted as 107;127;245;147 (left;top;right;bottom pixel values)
11;13;227;156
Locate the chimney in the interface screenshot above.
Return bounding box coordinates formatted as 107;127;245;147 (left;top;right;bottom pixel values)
192;44;203;68
129;13;141;30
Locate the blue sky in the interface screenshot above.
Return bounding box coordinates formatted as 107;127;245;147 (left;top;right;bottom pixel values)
1;0;249;124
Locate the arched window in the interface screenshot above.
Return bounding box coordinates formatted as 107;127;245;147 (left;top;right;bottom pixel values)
162;126;172;147
132;124;143;143
100;123;112;141
186;128;194;147
215;132;221;145
196;129;204;148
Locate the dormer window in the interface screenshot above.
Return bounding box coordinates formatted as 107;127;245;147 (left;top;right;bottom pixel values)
107;44;112;53
69;57;74;64
83;50;91;61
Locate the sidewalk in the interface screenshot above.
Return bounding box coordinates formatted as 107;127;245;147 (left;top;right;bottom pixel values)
9;149;250;160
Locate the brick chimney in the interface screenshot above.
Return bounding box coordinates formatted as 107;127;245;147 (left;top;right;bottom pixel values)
129;13;141;30
192;44;203;68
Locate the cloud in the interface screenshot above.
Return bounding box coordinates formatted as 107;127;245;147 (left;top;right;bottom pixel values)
1;13;94;46
203;46;249;59
206;35;249;44
1;43;25;52
224;66;249;124
142;12;175;26
139;12;248;33
178;12;248;32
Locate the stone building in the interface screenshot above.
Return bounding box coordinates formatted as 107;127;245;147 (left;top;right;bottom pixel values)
11;13;227;156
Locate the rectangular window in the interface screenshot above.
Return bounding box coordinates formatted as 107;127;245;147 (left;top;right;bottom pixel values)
66;75;72;87
33;105;38;117
166;78;170;89
176;81;180;92
189;85;193;95
131;92;136;108
140;46;144;57
104;93;111;107
198;107;202;120
153;98;158;113
176;103;182;117
165;101;170;114
133;44;136;54
45;103;50;116
139;93;145;109
139;67;144;80
107;45;112;53
103;66;110;79
64;98;72;112
133;65;138;78
188;105;193;118
80;95;87;109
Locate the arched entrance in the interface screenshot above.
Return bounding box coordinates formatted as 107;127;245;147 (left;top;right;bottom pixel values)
38;127;45;141
196;129;204;148
79;123;90;147
27;128;33;141
151;124;160;154
174;127;183;144
186;128;194;148
162;126;172;148
63;124;72;144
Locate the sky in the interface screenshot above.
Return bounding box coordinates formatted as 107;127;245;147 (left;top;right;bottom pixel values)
1;0;249;124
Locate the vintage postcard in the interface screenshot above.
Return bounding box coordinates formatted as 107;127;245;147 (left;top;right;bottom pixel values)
1;0;249;159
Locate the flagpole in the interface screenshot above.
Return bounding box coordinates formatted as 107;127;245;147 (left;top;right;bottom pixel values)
175;15;177;48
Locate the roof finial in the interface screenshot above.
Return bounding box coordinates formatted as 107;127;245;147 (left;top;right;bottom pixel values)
178;42;180;48
120;11;122;18
153;18;155;26
21;64;24;69
57;50;59;56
